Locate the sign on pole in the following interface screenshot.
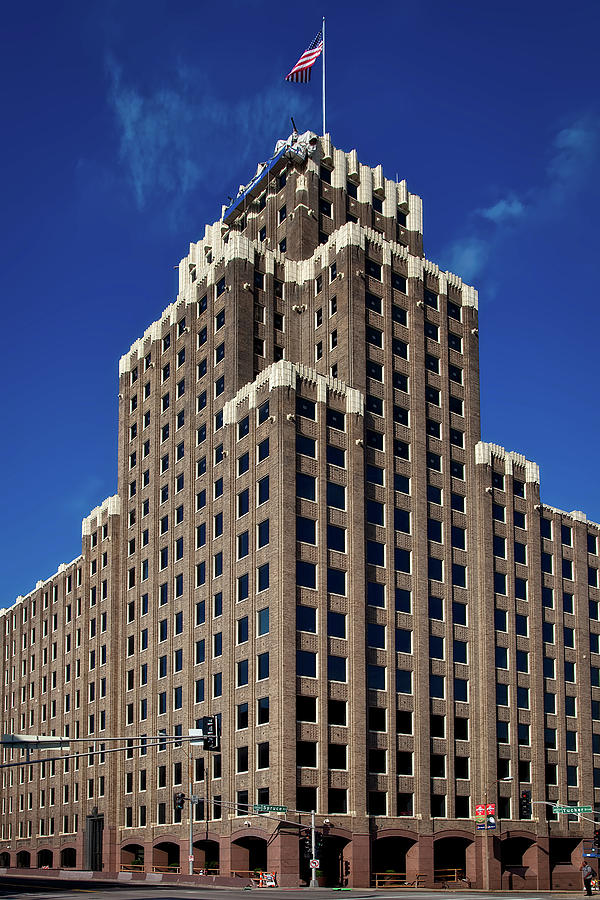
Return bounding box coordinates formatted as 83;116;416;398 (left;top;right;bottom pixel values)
1;734;70;750
310;859;320;868
475;803;486;829
253;804;287;813
555;805;593;814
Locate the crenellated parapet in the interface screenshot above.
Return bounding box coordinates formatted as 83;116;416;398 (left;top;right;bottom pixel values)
475;440;540;483
223;358;364;425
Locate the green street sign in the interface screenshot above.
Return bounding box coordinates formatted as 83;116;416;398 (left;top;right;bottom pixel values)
253;804;287;813
555;805;593;814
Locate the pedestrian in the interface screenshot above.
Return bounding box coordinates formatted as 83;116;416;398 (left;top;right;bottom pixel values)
581;861;594;896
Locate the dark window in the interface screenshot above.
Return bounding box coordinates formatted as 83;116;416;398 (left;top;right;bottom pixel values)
424;321;439;341
296;561;317;589
326;408;345;430
366;360;383;382
392;272;407;293
296;396;316;420
365;259;381;280
393;371;408;392
448;331;462;352
365;291;382;313
296;473;316;501
296;516;316;544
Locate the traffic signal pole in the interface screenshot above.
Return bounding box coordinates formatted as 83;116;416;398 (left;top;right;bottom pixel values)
310;809;317;889
188;738;194;877
189;773;194;876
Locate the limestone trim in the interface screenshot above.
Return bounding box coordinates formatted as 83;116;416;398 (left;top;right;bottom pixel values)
475;441;540;483
2;555;83;618
81;494;121;536
223;359;364;426
542;504;600;530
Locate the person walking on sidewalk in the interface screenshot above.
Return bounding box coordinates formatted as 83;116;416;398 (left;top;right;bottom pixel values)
581;861;594;896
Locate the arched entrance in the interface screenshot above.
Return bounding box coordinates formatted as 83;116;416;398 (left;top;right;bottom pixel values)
153;841;180;872
121;844;144;871
37;849;53;868
193;839;219;872
16;850;30;868
501;836;535;889
0;852;10;867
60;848;76;868
372;836;417;882
301;834;350;887
231;836;268;875
434;836;473;883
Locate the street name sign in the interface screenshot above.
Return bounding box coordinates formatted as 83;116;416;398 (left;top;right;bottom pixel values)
253;804;287;813
555;805;593;814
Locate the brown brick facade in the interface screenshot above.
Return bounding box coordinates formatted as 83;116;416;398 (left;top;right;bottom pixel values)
1;132;599;889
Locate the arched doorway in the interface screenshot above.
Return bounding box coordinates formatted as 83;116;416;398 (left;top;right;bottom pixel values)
300;834;350;887
193;839;219;872
153;841;180;872
0;852;10;867
231;836;268;874
60;848;76;868
37;849;53;868
121;844;144;871
434;836;473;882
16;850;30;868
501;836;535;889
372;836;416;882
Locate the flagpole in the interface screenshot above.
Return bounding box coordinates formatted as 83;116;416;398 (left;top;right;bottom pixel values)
322;16;326;136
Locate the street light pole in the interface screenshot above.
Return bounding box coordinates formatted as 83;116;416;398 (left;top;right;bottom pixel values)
483;776;512;890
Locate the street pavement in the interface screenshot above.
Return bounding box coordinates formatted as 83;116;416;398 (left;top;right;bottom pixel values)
0;879;591;900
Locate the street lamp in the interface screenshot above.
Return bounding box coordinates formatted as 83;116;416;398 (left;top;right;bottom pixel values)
483;776;512;890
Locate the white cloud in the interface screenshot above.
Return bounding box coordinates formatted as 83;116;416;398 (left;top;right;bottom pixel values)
105;55;312;215
443;237;490;282
546;117;600;197
479;194;525;224
440;114;600;289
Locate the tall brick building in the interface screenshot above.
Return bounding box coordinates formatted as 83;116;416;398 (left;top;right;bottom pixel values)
1;132;600;889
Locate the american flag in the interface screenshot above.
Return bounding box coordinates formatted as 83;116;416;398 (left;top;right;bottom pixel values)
285;30;323;83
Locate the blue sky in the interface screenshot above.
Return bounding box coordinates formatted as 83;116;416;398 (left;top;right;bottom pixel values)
1;0;599;606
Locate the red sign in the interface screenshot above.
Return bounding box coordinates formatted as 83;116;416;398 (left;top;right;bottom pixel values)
486;803;496;815
475;804;485;815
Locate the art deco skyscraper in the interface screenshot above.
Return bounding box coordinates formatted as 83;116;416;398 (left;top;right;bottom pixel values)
1;132;599;890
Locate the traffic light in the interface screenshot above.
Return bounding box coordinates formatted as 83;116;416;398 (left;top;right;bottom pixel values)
174;792;185;810
519;790;532;819
344;861;350;877
594;829;600;849
314;831;323;853
302;835;311;858
202;715;219;750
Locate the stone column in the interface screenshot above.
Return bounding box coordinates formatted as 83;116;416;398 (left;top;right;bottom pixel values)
267;830;300;887
407;835;433;886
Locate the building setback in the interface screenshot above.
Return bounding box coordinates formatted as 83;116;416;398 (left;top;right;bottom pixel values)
1;131;600;889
